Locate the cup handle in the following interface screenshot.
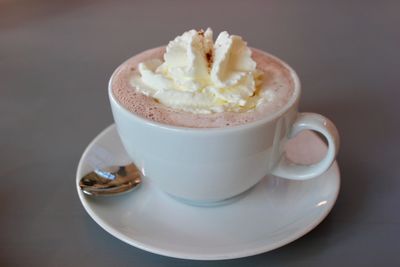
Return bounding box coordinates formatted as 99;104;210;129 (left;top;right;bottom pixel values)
271;112;340;180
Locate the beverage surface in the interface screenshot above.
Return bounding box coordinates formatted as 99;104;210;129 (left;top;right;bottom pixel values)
111;30;294;128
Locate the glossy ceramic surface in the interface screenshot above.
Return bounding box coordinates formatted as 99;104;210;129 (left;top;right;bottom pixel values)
109;51;339;202
76;125;340;260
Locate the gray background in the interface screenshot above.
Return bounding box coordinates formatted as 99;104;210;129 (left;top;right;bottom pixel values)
1;0;399;266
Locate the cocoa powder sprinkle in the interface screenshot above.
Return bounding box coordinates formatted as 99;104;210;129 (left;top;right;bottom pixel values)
206;51;213;70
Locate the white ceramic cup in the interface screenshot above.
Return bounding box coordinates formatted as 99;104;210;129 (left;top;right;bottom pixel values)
108;51;339;204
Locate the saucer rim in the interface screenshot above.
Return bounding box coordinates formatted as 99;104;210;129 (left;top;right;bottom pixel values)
76;124;340;260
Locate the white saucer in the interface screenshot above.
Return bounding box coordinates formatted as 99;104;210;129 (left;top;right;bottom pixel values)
76;124;340;260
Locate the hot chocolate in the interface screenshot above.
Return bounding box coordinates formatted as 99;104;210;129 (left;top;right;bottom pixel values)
111;32;294;128
111;29;294;128
107;30;339;204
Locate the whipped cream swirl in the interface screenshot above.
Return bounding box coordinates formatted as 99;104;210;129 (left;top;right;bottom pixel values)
132;28;265;114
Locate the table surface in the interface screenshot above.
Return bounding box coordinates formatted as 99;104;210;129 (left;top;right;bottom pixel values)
1;1;399;266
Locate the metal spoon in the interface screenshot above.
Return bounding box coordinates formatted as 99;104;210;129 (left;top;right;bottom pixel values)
79;163;141;196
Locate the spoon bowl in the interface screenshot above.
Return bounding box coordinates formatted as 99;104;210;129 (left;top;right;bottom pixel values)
79;163;141;196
